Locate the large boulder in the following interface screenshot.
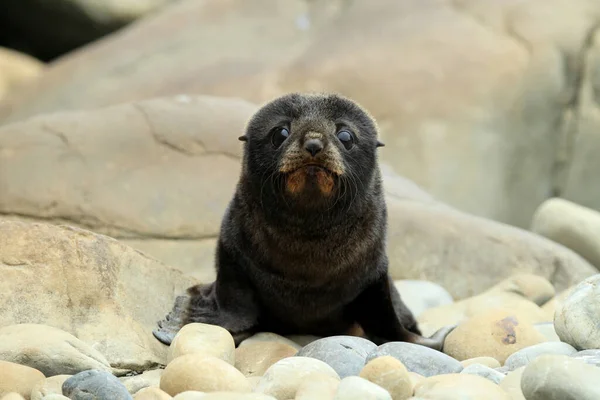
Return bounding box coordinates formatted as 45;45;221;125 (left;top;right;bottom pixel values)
0;95;595;299
3;0;600;228
0;219;198;374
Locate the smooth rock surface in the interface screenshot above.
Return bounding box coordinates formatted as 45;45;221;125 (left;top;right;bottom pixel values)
460;364;505;384
333;376;391;400
0;47;44;104
1;394;25;400
239;333;302;351
533;322;561;342
521;354;600;399
295;374;340;400
120;369;163;395
504;342;577;371
296;336;377;378
235;342;297;377
359;356;412;400
30;375;71;400
160;355;250;396
254;356;339;400
0;324;111;376
499;366;525;400
167;323;235;364
0;361;45;399
62;370;132;399
460;357;501;369
414;374;510;399
132;387;172;400
554;274;600;349
366;342;462;377
392;280;453;317
572;349;600;367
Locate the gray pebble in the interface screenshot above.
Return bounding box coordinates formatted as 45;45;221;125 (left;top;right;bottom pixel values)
62;370;133;400
504;342;577;371
366;342;463;377
572;349;600;367
296;335;377;378
460;363;505;384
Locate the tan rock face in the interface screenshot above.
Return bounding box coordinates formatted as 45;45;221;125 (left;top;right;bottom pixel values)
0;47;44;105
0;219;197;373
30;375;71;400
413;374;510;400
168;323;235;364
235;342;298;377
0;361;45;399
359;356;413;400
133;387;172;400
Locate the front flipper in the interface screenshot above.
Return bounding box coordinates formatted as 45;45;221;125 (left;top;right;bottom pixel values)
153;294;190;345
348;274;456;352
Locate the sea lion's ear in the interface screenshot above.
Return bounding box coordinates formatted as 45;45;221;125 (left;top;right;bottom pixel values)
376;140;385;148
238;135;248;142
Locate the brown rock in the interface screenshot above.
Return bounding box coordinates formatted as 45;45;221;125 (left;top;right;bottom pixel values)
460;357;501;369
168;323;235;364
160;354;251;396
443;308;547;364
0;361;45;399
359;356;412;400
235;342;298;377
30;375;71;400
414;374;510;399
133;387;172;400
0;219;197;373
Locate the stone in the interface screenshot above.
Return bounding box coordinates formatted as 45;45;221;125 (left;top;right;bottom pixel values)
0;324;111;376
498;366;525;400
359;356;412;400
541;287;574;320
486;274;555;307
0;219;197;373
521;354;600;399
120;369;163;395
460;357;501;369
295;374;340;400
283;335;320;348
333;376;391;400
62;370;133;399
176;394;276;400
0;361;45;399
413;374;510;399
504;342;577;371
254;356;339;400
295;336;377;378
443;308;547;364
392;280;453;317
171;393;205;400
133;387;172;400
160;355;250;396
572;349;600;367
365;342;462;377
167;323;235;364
239;333;303;351
1;394;25;400
30;375;71;400
554;274;600;349
531;198;600;270
41;396;70;400
235;342;298;377
459;364;505;384
0;47;43;104
407;372;424;388
533;322;561;342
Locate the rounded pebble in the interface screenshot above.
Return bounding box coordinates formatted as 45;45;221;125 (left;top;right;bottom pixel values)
120;369;163;395
572;349;600;367
408;372;424;388
235;341;297;377
554;274;600;350
498;366;525;400
366;342;462;377
393;280;454;317
460;357;501;369
296;336;377;378
239;333;302;351
178;393;276;400
160;354;250;396
504;341;577;371
62;370;132;400
254;356;339;400
0;360;45;399
31;375;71;400
172;392;205;400
1;394;25;400
167;323;235;364
443;308;546;363
295;374;340;400
533;322;561;342
40;396;70;400
521;354;600;399
459;364;505;384
333;376;392;400
359;356;412;400
488;273;555;306
414;374;510;399
133;387;172;400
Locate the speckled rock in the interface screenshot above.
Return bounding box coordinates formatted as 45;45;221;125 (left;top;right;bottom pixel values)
62;370;132;400
132;387;172;400
393;280;454;317
443;308;547;363
254;356;339;400
30;375;71;400
0;324;111;376
521;354;600;399
295;374;340;400
460;357;501;369
498;367;525;400
235;342;297;377
359;356;412;400
0;361;45;399
572;349;600;367
296;336;377;378
460;364;504;384
554;274;600;350
333;376;391;400
504;342;577;371
239;333;302;351
366;342;462;377
414;374;510;399
167;323;235;364
160;355;250;396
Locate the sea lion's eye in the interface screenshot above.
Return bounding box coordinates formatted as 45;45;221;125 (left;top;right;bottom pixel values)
337;130;354;150
271;127;289;148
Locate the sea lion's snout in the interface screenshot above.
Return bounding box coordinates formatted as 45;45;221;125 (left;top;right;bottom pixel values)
304;138;324;157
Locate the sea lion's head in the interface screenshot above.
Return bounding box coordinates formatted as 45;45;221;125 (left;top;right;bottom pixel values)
240;92;384;210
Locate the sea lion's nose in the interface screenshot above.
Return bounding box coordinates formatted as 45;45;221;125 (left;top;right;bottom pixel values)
304;139;323;157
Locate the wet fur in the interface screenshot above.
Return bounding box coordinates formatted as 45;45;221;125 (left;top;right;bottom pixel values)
154;92;454;349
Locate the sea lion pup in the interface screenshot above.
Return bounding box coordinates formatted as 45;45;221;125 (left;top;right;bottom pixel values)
153;92;454;350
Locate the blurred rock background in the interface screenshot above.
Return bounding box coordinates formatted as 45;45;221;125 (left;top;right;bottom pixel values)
2;0;600;298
